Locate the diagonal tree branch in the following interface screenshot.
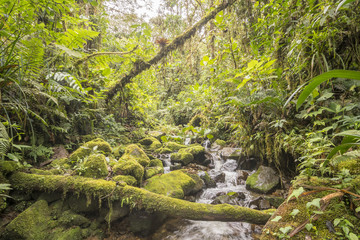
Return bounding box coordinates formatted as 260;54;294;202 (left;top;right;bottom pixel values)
106;0;238;102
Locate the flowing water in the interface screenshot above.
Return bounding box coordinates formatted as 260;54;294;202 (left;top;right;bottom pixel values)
156;141;261;240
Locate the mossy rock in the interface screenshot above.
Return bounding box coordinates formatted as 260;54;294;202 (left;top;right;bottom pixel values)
0;160;22;175
123;144;150;167
215;139;226;147
53;226;84;240
113;158;144;184
2;200;54;240
198;171;216;188
148;131;165;140
139;137;162;150
65;194;99;213
336;158;360;174
156;147;173;154
112;145;126;158
149;159;163;168
178;145;205;163
81;154;108;179
112;175;137;186
69;138;112;163
30;169;64;175
144;170;202;199
246;166;279;194
58;210;91;228
170;152;194;166
163;142;187;151
144;166;164;179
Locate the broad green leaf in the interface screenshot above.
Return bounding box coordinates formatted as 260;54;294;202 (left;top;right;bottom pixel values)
336;0;356;14
305;223;313;231
335;130;360;139
271;216;282;222
279;226;292;234
290;209;300;217
306;198;321;209
356;206;360;213
296;70;360;110
334;218;341;226
206;134;214;139
349;233;359;240
287;187;304;202
247;60;258;69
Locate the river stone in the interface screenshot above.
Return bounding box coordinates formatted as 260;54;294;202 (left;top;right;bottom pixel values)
236;170;249;184
249;197;271;210
220;148;242;160
213;172;225;183
246;166;280;194
198;171;216;188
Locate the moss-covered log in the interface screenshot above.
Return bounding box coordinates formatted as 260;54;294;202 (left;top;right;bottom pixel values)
106;0;238;102
9;172;270;225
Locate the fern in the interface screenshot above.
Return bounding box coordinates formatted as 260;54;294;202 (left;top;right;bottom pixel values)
0;122;10;159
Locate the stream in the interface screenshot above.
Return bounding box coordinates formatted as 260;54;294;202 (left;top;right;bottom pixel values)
154;141;262;240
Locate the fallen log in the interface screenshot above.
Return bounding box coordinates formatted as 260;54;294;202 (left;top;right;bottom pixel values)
9;172;271;225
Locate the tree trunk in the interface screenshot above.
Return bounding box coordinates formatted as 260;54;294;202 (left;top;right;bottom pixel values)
10;172;271;225
106;0;238;102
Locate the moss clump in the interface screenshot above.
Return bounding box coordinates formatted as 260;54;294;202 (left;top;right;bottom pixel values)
164;142;187;151
49;158;71;169
123;144;150;167
336;158;360;174
58;210;91;228
139;137;162;150
81;154;108;178
30;169;63;175
156;147;172;154
215;139;226;147
112;175;137;186
55;226;83;240
178;145;205;163
149;159;163;168
69;138;112;163
170;152;194;166
112;145;125;158
144;170;200;199
144;166;164;179
0;160;21;174
199;171;216;188
2;200;54;240
113;158;144;184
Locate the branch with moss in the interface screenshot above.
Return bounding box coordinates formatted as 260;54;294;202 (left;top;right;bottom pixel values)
10;172;271;225
74;45;138;67
106;0;238;102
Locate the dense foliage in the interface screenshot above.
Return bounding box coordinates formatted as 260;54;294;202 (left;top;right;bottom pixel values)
0;0;359;180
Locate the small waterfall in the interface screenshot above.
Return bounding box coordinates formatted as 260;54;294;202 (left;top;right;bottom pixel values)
184;137;191;145
161;146;259;240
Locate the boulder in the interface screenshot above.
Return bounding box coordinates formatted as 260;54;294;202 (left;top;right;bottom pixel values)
149;159;163;168
144;170;203;199
178;145;205;163
69;138;112;163
58;210;91;228
123;144;151;167
220;147;241;160
1;200;54;240
246;166;280;194
211;192;246;205
127;210;167;236
213;172;226;183
139;137;162;151
81;154;108;178
236;170;249;184
113;159;144;185
170;152;194;166
249;197;271;210
112;175;137;186
198;171;216;188
144;166;164;179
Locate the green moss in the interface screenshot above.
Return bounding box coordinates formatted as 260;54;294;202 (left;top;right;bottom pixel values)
30;169;55;175
112;145;125;158
58;210;91;227
164;142;187;151
69;138;112;163
139;137;162;150
149;159;163;168
0;160;21;174
144;166;164;179
112;175;137;186
246;166;279;194
123;144;150;167
215;139;226;147
2;200;54;240
56;226;83;240
199;171;216;188
337;159;360;174
178;145;205;162
81;154;108;178
156;147;172;154
113;158;144;184
170;152;194;166
144;170;200;199
49;158;71;169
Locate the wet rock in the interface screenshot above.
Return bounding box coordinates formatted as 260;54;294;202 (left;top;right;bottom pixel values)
213;172;226;183
220;147;242;160
210;192;245;205
103;201;130;223
128;210;167;236
236;170;249;185
249;197;271;210
170;163;182;171
221;159;238;171
246;166;280;194
198;171;216;188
